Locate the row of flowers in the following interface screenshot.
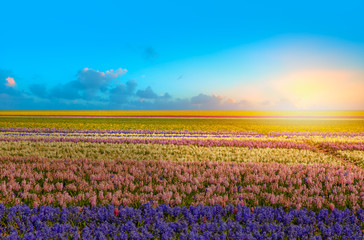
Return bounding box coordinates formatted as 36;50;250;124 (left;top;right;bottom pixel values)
2;127;364;137
0;141;342;166
2;128;363;152
2;135;364;152
0;132;321;144
0;136;316;150
0;127;261;135
1;156;363;209
318;141;364;151
0;116;362;133
1;204;363;239
2;132;363;144
0;132;319;142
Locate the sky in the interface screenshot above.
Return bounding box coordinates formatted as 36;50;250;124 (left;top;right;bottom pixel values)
1;0;363;110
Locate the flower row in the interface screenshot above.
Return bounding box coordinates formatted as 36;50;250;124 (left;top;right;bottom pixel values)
0;141;342;166
0;127;260;135
1;117;363;133
318;141;364;151
2;127;364;137
0;136;313;150
1;204;363;239
3;134;364;151
1;156;363;209
2;132;363;145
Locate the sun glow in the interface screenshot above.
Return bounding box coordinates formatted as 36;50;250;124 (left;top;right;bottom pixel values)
272;70;364;110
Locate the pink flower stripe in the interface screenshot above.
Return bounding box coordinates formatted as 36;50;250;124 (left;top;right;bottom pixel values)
318;141;364;151
268;131;364;137
0;136;312;149
1;156;363;210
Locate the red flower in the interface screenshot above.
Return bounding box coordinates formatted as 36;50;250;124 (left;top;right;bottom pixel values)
329;203;335;211
234;207;238;214
114;208;119;217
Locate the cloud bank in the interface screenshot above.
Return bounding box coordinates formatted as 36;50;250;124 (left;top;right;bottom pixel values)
0;68;250;110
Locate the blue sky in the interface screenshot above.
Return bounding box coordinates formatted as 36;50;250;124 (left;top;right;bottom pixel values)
1;0;363;110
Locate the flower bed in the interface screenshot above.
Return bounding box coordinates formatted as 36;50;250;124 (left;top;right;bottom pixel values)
1;204;363;239
0;141;340;165
1;157;363;210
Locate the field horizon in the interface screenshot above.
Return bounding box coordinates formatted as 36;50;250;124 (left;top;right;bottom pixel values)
1;110;364;118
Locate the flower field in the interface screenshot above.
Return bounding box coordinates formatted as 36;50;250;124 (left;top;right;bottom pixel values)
1;116;364;133
0;113;363;239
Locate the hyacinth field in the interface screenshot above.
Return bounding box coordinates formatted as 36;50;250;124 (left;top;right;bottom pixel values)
0;112;364;239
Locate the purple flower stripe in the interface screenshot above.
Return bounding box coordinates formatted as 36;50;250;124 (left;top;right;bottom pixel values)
0;204;363;239
0;127;260;136
0;136;312;149
1;132;274;139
